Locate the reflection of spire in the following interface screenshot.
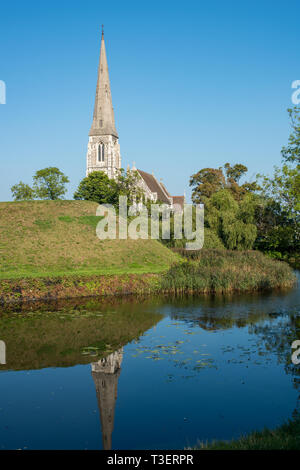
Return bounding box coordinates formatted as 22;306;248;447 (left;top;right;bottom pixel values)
91;348;123;450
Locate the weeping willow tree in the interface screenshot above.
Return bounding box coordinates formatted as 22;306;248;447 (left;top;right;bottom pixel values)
205;189;258;250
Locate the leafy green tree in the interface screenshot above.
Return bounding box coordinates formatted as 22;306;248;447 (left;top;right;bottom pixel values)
224;163;260;201
189;164;260;249
190;168;225;203
205;189;258;250
224;163;248;183
259;164;300;217
255;107;300;259
190;164;259;204
115;168;144;202
74;171;118;205
33;167;69;200
255;167;300;257
281;107;300;164
11;182;35;201
257;108;300;225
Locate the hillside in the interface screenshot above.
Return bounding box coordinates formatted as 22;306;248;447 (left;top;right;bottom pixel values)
0;200;179;279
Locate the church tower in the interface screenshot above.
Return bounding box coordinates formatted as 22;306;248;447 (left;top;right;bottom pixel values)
86;27;121;179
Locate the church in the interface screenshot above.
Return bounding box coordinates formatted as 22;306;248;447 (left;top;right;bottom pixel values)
86;28;185;211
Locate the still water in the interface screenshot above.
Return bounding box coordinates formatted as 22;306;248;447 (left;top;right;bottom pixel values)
0;276;299;449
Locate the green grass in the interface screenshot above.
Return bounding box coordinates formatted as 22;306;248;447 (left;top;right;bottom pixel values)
195;416;300;450
0;201;296;296
0;200;179;279
0;264;170;280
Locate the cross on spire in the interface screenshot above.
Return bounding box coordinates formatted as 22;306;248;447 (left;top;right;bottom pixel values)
102;24;104;38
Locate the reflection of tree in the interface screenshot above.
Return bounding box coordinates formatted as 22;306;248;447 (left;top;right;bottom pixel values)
167;284;300;416
91;348;123;450
168;285;299;332
250;314;300;417
169;295;279;331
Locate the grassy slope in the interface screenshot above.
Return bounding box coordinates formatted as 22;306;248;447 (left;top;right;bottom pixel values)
0;200;179;279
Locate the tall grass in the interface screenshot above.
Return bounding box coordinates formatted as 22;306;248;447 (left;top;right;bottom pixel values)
194;416;300;450
161;250;297;294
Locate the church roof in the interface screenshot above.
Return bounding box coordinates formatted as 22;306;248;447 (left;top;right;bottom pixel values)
137;169;171;205
89;29;118;138
137;169;185;209
172;196;185;209
160;182;171;197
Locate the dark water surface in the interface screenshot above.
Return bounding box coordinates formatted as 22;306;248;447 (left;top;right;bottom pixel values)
0;275;299;449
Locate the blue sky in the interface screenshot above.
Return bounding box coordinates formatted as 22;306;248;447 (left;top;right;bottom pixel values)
0;0;299;202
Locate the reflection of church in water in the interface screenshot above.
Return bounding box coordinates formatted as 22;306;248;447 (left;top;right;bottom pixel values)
91;348;123;450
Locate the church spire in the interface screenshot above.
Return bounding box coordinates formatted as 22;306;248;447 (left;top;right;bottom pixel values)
89;27;118;137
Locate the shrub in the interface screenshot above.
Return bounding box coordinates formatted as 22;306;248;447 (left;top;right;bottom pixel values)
161;250;296;293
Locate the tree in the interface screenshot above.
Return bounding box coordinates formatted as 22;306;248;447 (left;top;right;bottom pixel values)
190;164;259;204
256;165;300;256
115;168;144;202
224;163;248;183
205;189;258;250
281;106;300;164
189;164;261;249
259;165;300;218
74;171;118;205
257;108;300;228
255;107;300;259
33;167;69;200
190;168;225;203
11;182;35;201
224;163;259;201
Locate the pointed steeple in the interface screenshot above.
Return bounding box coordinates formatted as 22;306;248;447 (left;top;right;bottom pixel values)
91;349;123;450
89;26;118;137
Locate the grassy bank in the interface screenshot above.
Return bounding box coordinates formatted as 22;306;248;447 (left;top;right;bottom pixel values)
161;250;296;293
195;416;300;450
0;250;296;304
0;201;296;303
0;200;179;279
0;272;160;304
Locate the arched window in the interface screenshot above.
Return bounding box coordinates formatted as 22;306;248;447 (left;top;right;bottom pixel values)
97;143;105;162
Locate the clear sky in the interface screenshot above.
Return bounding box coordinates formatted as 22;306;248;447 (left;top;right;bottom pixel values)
0;0;299;202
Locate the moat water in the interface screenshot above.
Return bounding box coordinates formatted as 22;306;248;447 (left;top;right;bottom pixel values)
0;274;299;449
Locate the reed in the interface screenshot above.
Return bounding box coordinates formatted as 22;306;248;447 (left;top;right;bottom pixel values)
161;250;297;294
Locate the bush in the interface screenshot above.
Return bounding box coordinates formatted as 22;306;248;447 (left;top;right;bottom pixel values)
161;250;296;293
